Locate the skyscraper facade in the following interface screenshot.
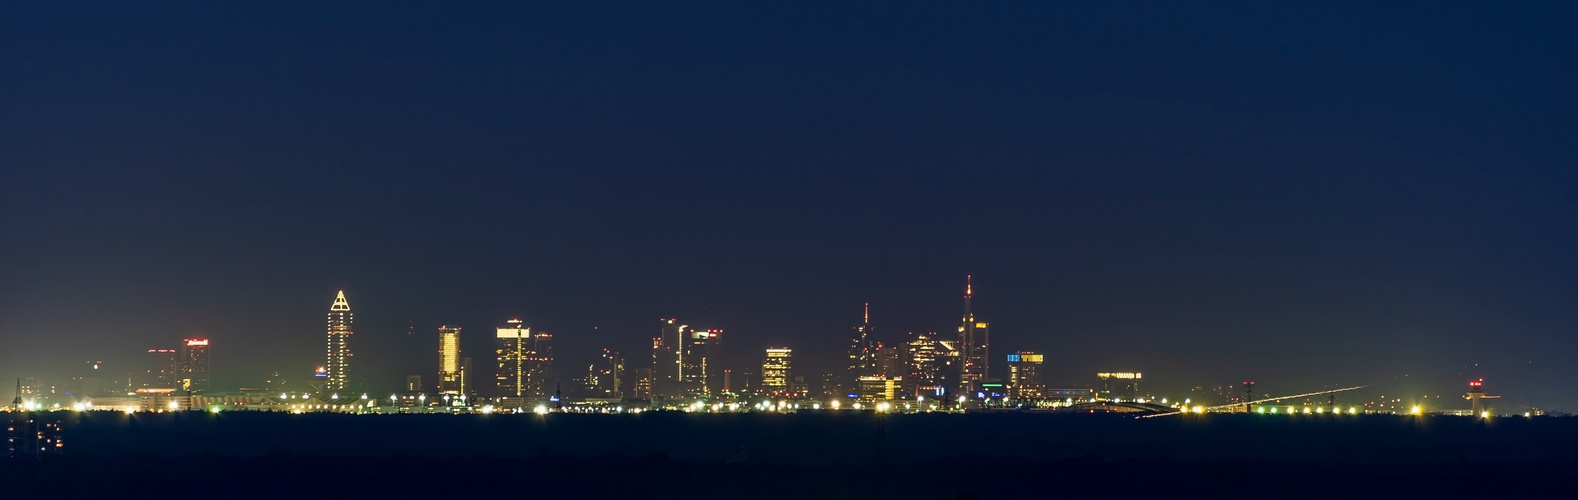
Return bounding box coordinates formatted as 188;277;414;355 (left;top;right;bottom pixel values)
600;349;624;399
525;331;554;398
633;368;653;398
761;348;792;396
957;276;989;398
876;344;906;379
1097;372;1141;400
178;338;210;393
905;332;940;398
496;319;530;397
846;303;876;396
325;290;352;391
1006;352;1043;399
652;319;682;397
438;326;462;394
680;328;721;393
145;348;178;389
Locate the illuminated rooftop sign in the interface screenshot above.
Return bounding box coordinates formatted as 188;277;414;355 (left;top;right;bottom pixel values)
496;325;531;338
185;339;209;346
1097;372;1141;379
1007;353;1044;363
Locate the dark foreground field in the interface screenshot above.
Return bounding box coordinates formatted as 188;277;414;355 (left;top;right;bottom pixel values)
6;411;1578;498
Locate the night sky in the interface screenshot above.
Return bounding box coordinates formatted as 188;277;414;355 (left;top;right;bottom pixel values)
3;2;1575;409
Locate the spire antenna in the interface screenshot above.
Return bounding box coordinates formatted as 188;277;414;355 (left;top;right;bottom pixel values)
11;378;20;407
864;303;869;324
963;275;974;318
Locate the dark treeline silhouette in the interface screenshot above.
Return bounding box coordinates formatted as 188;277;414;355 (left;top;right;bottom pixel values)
4;452;1575;498
7;412;1578;497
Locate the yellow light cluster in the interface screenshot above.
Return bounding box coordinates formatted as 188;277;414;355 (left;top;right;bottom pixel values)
1097;372;1141;379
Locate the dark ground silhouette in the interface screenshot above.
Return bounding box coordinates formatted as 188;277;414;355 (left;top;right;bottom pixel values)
6;411;1577;498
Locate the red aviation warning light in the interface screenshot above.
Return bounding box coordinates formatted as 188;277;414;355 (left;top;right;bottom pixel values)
1466;378;1499;418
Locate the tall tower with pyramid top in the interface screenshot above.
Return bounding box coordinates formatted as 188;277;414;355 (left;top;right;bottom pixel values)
325;290;353;391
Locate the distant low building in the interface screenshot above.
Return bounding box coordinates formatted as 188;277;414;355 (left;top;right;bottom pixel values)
1097;372;1141;400
857;376;901;402
7;415;63;458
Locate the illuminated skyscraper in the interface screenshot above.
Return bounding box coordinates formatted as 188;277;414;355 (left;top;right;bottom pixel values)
652;319;682;397
633;368;653;398
761;348;792;396
324;290;352;391
858;376;899;402
438;326;462;394
876;344;906;380
525;331;554;398
496;319;530;397
681;328;721;393
957;276;989;398
846;303;876;395
906;332;950;398
1006;352;1043;399
599;349;624;398
145;349;178;388
178;338;210;393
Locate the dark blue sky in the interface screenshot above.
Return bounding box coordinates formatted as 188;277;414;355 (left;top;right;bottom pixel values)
3;2;1575;408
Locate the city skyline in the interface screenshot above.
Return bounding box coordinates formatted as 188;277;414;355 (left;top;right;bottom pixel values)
11;278;1050;399
1;277;1546;418
3;2;1575;411
5;2;1576;496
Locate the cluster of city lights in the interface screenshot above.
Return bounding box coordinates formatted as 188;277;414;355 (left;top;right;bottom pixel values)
1253;406;1362;415
8;397;1529;419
